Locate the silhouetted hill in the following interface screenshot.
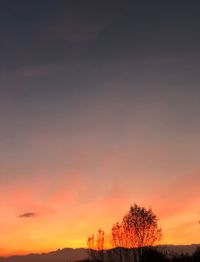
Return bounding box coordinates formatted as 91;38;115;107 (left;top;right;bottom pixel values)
0;245;199;262
0;248;89;262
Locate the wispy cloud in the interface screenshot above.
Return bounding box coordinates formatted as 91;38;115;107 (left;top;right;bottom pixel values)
18;212;37;218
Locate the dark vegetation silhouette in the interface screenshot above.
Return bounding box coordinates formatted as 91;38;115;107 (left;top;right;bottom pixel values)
77;248;200;262
81;246;200;262
87;204;162;262
86;204;200;262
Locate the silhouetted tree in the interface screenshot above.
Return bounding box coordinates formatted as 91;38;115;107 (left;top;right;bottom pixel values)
87;204;162;262
110;204;162;261
87;229;107;261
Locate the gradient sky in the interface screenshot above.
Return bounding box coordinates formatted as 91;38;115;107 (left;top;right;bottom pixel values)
1;0;200;256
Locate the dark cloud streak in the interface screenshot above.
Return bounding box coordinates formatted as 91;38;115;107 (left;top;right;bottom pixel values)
18;212;37;218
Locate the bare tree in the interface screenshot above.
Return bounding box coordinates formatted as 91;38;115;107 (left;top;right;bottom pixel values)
87;229;107;261
87;204;162;262
112;204;162;262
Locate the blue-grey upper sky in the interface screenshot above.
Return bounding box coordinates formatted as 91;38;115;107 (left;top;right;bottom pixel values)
1;0;200;189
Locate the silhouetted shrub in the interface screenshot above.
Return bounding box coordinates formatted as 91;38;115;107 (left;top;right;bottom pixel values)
192;247;200;259
141;248;167;262
170;254;191;262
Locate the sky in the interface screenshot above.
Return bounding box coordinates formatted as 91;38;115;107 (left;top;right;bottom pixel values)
0;0;200;256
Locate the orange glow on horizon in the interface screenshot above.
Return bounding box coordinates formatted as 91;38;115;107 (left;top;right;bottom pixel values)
0;169;200;256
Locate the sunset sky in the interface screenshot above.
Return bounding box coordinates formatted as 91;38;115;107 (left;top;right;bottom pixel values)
0;0;200;256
